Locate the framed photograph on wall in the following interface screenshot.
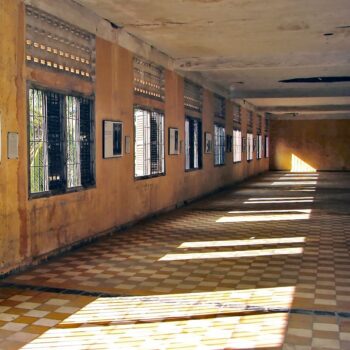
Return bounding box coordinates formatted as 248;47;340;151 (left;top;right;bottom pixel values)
168;128;180;155
242;137;247;152
226;135;232;153
103;120;123;158
204;132;212;153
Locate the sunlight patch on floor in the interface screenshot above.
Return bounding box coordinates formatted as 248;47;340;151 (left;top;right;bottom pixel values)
227;209;311;214
179;237;305;249
22;287;294;350
216;213;310;223
159;247;303;261
244;196;314;204
271;181;317;186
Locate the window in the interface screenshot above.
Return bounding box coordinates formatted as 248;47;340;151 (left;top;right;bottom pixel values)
257;134;263;159
247;133;253;161
134;107;165;178
214;124;225;166
233;129;242;163
265;135;269;158
28;87;94;196
185;117;202;170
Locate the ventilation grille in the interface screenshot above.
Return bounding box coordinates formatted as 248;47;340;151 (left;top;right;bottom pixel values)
257;115;262;133
25;5;95;81
265;116;270;132
233;103;241;127
184;80;203;113
214;94;226;118
248;111;254;130
133;56;165;101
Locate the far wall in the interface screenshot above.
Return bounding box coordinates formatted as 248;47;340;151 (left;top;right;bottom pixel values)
270;119;350;171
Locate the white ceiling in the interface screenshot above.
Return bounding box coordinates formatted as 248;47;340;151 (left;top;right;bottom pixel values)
75;0;350;116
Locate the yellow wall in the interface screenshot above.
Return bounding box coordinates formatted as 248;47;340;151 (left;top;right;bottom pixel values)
270;119;350;171
0;0;28;273
0;2;269;274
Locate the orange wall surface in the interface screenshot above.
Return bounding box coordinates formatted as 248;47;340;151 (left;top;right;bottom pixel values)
0;2;269;274
270;119;350;171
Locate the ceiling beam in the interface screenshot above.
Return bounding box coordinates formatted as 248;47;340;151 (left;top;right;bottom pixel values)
270;112;350;120
230;88;350;99
175;52;350;71
256;105;350;113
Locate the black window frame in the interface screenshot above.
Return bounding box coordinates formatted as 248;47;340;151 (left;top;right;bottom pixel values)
257;134;263;160
185;116;203;172
27;84;95;199
134;105;166;180
247;132;254;162
214;123;225;166
233;128;242;164
264;135;269;158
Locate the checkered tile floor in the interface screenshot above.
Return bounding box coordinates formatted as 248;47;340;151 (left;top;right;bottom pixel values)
1;171;350;349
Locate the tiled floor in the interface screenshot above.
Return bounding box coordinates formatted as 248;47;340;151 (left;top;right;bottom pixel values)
1;171;350;349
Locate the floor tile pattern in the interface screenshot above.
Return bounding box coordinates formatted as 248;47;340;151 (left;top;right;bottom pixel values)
1;171;350;349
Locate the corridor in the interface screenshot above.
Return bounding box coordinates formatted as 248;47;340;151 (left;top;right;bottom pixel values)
1;171;350;349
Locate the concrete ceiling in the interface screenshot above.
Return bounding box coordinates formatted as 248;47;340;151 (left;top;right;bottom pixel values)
75;0;350;117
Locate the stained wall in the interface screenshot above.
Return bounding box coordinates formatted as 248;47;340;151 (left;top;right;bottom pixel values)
270;119;350;171
0;1;269;274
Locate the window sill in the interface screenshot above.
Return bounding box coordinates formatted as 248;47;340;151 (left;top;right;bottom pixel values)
185;167;202;173
214;163;225;167
134;172;166;181
233;160;242;164
29;184;96;200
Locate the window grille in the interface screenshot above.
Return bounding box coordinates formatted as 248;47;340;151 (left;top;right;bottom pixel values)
25;5;95;80
133;56;165;101
185;117;202;170
247;111;254;131
257;134;263;159
214;94;226;119
233;129;242;163
265;136;269;158
134;107;165;178
247;133;253;161
214;124;225;166
46;91;64;191
184;80;203;113
80;98;94;186
28;87;94;196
